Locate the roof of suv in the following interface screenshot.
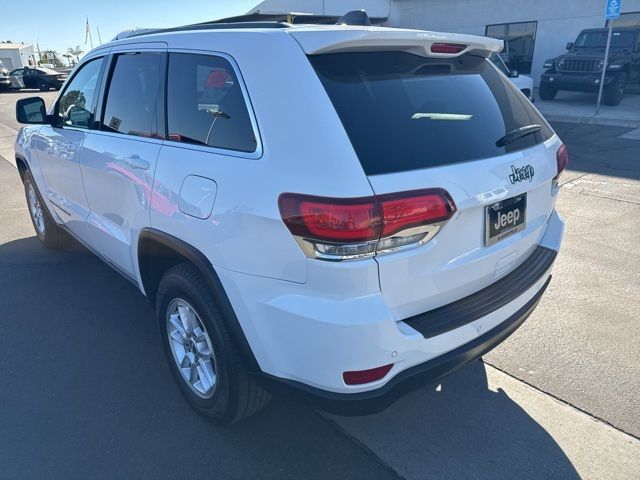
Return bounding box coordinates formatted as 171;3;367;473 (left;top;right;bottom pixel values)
107;23;503;59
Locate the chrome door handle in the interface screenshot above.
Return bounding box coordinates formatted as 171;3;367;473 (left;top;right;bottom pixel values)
124;156;150;170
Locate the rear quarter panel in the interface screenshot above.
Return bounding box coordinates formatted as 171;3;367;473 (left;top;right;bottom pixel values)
150;30;374;284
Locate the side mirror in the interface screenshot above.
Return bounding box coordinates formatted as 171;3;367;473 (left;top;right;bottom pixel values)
510;70;520;78
16;97;49;125
566;42;574;51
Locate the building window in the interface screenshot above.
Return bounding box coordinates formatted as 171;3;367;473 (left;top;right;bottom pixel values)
486;21;537;75
612;12;640;27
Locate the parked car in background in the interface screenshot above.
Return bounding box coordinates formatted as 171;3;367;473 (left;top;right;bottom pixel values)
0;61;10;90
8;66;67;91
490;53;535;101
540;27;640;106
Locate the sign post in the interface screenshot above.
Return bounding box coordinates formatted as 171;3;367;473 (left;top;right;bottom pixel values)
596;0;622;114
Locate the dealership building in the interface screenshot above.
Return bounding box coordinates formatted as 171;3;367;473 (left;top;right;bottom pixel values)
250;0;640;84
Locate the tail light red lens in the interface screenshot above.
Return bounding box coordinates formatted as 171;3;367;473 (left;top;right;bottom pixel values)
430;43;467;54
380;190;456;237
279;189;456;258
343;364;393;385
278;195;380;243
556;144;569;176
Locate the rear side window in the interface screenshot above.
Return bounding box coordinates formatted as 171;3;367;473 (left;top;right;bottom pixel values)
166;53;257;153
310;52;553;175
102;52;163;138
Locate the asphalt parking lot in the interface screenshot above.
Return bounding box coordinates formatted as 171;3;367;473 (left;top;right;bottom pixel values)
1;90;639;479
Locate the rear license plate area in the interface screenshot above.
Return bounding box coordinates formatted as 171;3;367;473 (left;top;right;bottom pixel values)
485;194;527;246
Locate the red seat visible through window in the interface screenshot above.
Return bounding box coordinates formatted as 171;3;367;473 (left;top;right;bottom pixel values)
205;70;229;89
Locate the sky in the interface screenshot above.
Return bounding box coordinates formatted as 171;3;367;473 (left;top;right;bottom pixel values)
3;0;260;61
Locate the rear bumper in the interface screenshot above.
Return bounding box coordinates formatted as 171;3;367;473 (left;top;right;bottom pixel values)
220;210;564;408
257;275;550;415
541;71;616;92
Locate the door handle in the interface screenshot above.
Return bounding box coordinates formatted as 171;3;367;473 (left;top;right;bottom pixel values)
124;155;150;170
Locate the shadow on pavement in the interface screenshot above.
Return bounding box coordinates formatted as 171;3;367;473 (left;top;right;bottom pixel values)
550;121;640;182
0;236;399;480
329;360;580;480
0;236;580;479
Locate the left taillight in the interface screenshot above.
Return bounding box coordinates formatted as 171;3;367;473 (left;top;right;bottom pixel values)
279;189;456;260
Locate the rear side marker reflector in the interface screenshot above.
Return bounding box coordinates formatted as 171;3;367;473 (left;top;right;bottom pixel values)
430;43;467;54
279;189;456;260
343;364;393;385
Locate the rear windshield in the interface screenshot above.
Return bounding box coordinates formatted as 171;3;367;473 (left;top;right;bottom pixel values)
310;51;553;175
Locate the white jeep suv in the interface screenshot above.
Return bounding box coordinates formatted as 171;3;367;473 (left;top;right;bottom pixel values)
14;17;566;424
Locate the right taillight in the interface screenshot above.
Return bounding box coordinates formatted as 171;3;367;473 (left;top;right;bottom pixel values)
556;144;569;177
278;189;456;260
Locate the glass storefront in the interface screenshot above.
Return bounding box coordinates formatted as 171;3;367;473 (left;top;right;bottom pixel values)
486;21;538;75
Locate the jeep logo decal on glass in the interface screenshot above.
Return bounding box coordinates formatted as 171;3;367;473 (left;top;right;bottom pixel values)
508;165;535;184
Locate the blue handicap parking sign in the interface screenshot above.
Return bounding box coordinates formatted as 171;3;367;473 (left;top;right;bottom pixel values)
605;0;622;19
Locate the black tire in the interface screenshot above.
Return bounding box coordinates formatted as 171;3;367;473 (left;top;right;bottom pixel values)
23;170;73;249
156;262;271;425
603;73;626;106
539;82;558;101
38;80;50;91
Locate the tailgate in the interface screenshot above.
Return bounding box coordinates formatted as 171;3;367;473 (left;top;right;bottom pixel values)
309;49;562;319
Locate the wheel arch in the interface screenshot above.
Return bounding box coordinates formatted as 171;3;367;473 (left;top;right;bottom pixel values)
137;228;260;372
15;153;29;181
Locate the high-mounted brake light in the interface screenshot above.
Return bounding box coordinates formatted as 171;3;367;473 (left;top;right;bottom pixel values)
279;189;456;260
556;144;568;177
430;43;467;54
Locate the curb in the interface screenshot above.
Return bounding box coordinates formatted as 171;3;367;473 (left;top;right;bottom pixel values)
542;113;640;129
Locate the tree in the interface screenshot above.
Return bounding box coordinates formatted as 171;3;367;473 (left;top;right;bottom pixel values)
62;53;75;67
67;46;84;63
39;50;63;67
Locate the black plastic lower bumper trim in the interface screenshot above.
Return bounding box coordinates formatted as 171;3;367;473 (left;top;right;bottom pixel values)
256;275;551;416
404;246;556;339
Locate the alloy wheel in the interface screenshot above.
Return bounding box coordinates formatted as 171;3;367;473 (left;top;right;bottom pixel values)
27;182;45;237
166;298;218;398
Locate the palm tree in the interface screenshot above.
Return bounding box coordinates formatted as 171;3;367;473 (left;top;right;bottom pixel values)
62;53;74;67
67;46;84;63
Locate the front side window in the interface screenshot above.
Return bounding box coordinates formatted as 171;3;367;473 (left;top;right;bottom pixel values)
57;58;103;129
166;53;257;153
102;52;163;138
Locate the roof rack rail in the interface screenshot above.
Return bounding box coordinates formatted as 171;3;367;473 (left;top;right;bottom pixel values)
113;10;386;41
118;21;289;40
203;10;386;27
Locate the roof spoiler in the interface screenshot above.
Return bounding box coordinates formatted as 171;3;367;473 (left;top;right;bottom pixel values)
290;29;504;58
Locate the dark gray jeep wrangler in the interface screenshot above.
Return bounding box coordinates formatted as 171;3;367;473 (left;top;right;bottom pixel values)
540;27;640;106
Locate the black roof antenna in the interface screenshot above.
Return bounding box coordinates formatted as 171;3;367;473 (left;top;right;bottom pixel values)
336;10;372;26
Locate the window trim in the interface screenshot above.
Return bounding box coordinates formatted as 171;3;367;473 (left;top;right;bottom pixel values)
97;49;167;141
52;55;107;131
163;48;263;160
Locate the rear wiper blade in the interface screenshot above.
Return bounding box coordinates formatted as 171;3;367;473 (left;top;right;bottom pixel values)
496;124;542;147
